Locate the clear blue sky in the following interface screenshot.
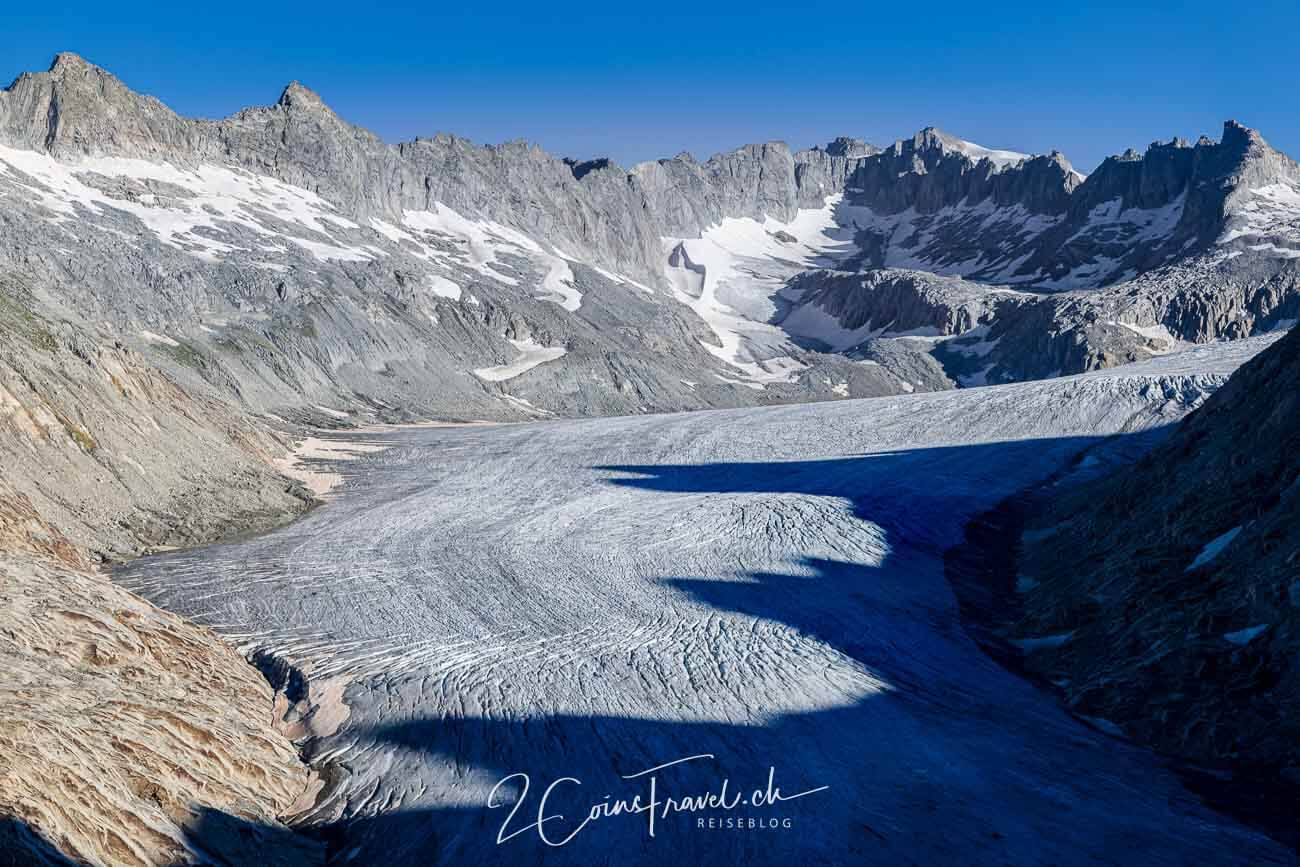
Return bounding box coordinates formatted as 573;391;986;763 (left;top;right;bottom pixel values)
4;1;1297;173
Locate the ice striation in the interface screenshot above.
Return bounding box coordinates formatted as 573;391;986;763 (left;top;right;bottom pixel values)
115;337;1291;866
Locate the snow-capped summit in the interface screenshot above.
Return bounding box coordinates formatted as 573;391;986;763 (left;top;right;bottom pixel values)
914;126;1033;168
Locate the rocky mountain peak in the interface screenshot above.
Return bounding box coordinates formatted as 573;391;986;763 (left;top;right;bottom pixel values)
0;51;189;161
276;80;328;111
1221;118;1264;149
821;136;878;158
48;51;96;76
912;125;949;149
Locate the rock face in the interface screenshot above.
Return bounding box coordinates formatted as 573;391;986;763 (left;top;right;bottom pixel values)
834;121;1300;288
780;268;1000;341
0;279;313;561
844;127;1076;220
3;53;1299;424
780;122;1300;386
1014;325;1300;777
0;516;321;866
0;274;321;864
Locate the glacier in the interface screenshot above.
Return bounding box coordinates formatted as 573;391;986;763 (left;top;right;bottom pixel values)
114;336;1291;866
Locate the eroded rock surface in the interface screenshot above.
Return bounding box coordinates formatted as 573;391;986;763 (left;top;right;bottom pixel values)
1015;325;1300;775
0;285;319;864
0;545;321;866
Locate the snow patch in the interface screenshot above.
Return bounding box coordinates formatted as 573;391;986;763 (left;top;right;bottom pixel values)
1185;526;1242;572
474;338;568;382
0;144;376;262
1219;182;1300;258
428;274;462;301
401;205;583;310
945;137;1031;169
664;196;859;384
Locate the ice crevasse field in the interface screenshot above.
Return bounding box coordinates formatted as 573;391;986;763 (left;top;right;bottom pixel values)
116;336;1294;866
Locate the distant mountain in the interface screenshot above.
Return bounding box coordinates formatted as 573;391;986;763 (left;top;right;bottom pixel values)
0;53;906;422
777;122;1300;385
1;51;1298;422
833;122;1300;289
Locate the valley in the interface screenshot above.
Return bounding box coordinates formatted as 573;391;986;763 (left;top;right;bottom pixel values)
2;49;1298;866
114;337;1291;865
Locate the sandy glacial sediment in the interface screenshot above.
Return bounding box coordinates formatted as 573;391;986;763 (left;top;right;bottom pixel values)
275;421;492;497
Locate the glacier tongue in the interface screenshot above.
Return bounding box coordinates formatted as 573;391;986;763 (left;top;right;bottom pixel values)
113;337;1288;866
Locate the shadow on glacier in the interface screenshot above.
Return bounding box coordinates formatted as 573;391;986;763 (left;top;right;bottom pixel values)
275;434;1227;865
0;815;78;866
116;431;1254;866
596;436;1110;551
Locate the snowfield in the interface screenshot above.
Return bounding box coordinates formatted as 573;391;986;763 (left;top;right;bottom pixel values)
116;338;1292;866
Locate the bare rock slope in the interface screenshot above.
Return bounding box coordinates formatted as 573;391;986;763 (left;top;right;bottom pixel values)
0;284;320;864
0;552;320;867
1015;325;1300;775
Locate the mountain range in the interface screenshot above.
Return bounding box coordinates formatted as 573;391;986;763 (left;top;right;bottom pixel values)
2;51;1299;866
2;53;1298;427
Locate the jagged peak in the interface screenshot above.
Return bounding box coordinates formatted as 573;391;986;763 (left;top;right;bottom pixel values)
1095;121;1274;170
1042;149;1082;176
1221;119;1267;151
277;80;328;111
49;52;96;75
1223;119;1259;138
821;136;878;158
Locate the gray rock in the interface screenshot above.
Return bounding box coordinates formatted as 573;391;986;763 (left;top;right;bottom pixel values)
3;52;1300;427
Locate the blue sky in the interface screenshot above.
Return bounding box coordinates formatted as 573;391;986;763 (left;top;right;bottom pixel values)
4;1;1297;173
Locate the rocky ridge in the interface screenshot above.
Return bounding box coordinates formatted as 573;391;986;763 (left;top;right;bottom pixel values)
0;275;322;863
1014;325;1300;778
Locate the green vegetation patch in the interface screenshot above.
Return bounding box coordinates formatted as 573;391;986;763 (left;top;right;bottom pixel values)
0;289;60;353
162;340;208;370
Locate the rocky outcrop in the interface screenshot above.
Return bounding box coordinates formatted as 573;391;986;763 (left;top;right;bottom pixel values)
0;550;322;867
844;127;1077;217
820;119;1300;293
0;277;322;865
0;279;313;561
780;268;1002;340
1014;325;1300;776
